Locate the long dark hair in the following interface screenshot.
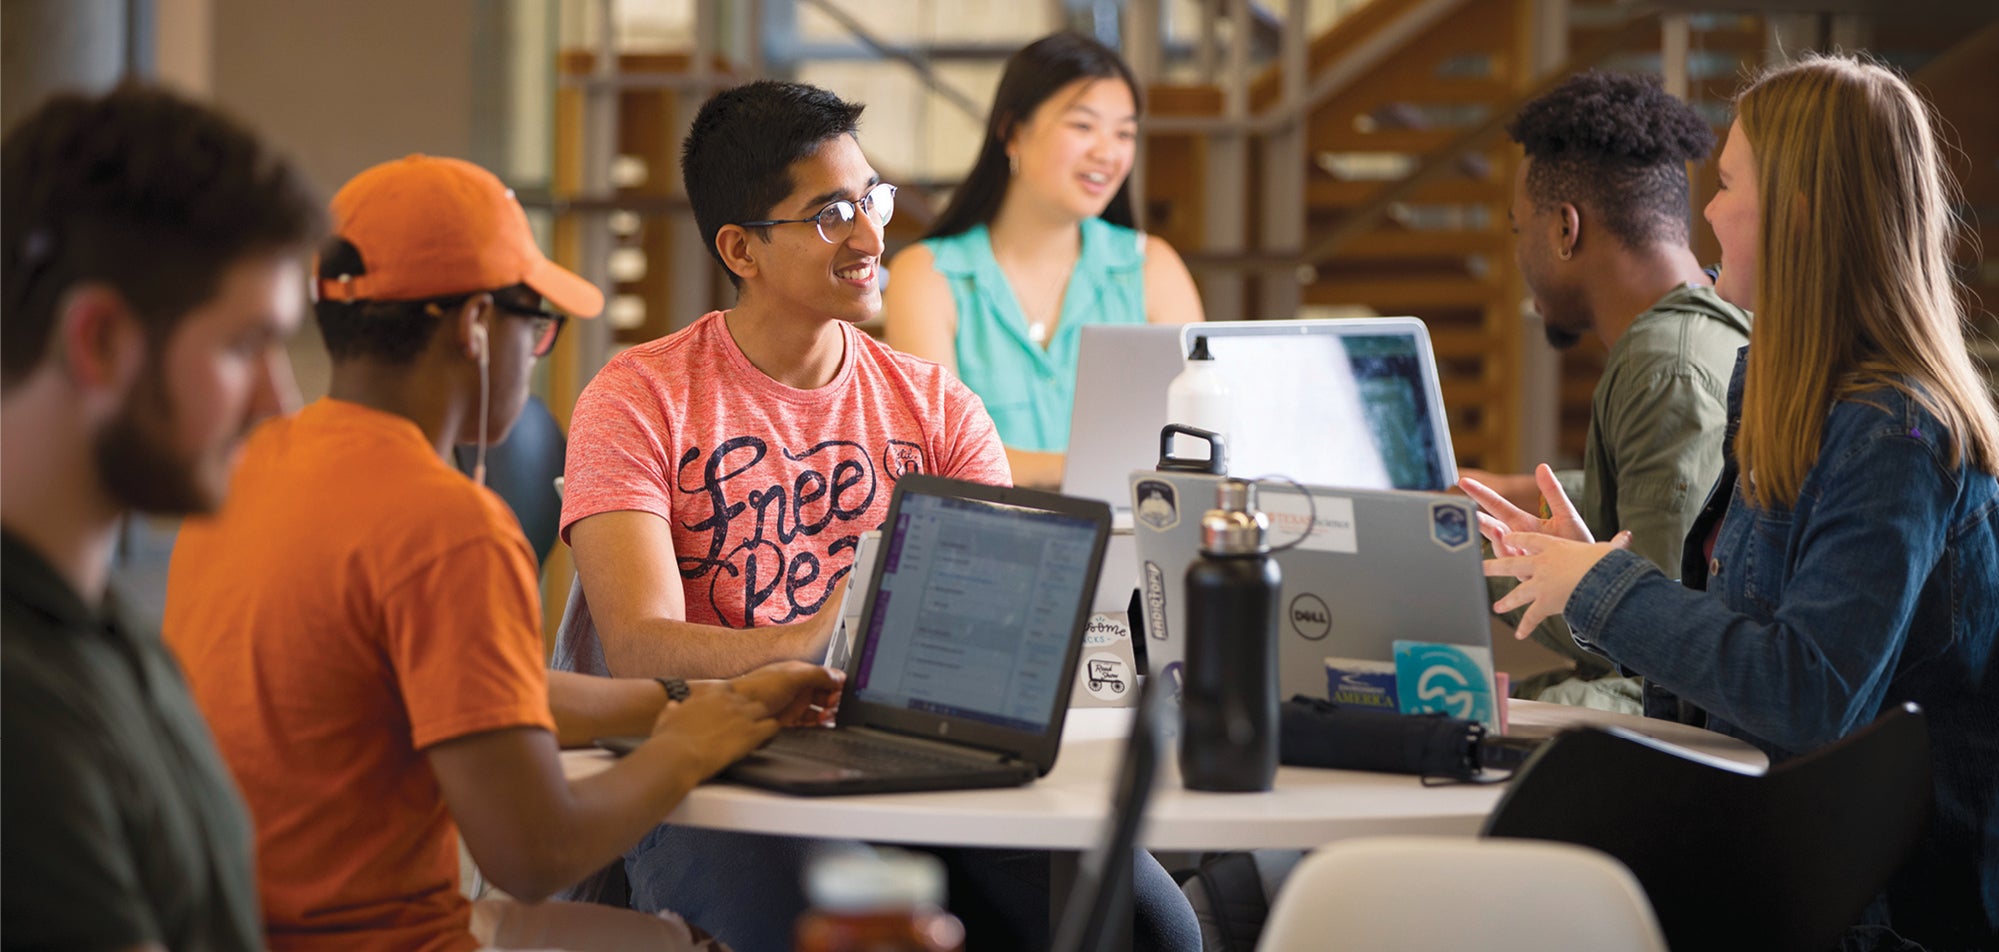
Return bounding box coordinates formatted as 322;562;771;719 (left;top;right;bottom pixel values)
924;32;1143;241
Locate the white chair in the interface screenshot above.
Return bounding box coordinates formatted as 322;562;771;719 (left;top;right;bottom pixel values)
1256;836;1667;952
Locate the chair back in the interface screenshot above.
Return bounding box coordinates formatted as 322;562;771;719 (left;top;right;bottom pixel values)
454;394;566;566
1052;673;1166;952
1255;836;1667;951
1483;704;1930;951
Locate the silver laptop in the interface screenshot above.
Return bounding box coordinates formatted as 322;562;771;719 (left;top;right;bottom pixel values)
1064;319;1459;512
1129;471;1495;707
721;475;1113;796
1061;325;1189;512
1176;318;1459;492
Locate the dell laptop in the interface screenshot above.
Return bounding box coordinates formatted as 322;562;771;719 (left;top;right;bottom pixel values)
1129;472;1495;709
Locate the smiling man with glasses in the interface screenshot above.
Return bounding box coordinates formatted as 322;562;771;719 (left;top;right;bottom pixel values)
163;154;840;951
554;81;1068;950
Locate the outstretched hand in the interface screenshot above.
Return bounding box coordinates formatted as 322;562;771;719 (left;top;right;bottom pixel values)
1482;529;1632;640
1453;468;1541;514
729;660;844;728
1459;463;1593;556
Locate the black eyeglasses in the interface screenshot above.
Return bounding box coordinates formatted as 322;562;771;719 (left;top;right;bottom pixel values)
494;300;567;357
738;182;897;244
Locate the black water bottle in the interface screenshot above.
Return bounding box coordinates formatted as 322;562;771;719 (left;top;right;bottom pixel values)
1180;478;1282;792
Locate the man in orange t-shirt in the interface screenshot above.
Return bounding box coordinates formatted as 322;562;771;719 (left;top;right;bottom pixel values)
165;155;840;952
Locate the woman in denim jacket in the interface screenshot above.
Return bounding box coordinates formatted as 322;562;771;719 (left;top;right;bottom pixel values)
1466;55;1999;948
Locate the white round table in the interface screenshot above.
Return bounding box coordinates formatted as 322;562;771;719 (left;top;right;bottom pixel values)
564;700;1766;852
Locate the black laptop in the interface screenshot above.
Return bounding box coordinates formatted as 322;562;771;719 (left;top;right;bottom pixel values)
718;474;1113;796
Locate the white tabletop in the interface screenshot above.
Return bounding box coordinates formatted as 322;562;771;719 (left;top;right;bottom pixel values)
563;700;1766;852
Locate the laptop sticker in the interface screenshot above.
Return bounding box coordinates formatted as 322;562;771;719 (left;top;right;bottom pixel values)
1134;479;1180;531
1082;652;1133;701
1142;560;1171;642
1392;640;1497;727
1260;492;1358;553
1325;657;1399;709
1428;500;1473;551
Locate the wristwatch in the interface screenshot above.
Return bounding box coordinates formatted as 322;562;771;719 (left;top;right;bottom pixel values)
655;677;691;703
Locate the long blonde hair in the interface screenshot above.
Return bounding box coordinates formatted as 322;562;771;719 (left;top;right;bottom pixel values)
1734;54;1999;509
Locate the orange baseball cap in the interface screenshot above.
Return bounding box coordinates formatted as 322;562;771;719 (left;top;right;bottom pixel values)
316;154;603;318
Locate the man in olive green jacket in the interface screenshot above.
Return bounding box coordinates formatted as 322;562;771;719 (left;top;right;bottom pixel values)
1465;71;1751;709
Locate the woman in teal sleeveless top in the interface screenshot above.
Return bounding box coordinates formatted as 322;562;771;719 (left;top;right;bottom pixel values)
883;32;1202;489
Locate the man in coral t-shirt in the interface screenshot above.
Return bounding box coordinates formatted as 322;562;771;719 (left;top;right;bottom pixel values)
166;155;839;952
555;82;1045;952
558;83;1009;680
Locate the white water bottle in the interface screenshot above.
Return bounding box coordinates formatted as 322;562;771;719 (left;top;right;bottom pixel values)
1167;335;1231;464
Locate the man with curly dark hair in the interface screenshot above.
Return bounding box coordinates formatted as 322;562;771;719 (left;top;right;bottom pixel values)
1462;71;1751;709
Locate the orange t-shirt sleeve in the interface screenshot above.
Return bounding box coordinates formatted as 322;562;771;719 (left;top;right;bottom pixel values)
381;535;555;750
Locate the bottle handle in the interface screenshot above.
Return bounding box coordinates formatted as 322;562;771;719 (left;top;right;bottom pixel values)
1156;424;1228;475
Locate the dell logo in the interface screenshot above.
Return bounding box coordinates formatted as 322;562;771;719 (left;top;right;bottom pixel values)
1289;593;1331;641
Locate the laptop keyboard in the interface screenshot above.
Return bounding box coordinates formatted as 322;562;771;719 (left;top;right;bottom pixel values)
764;729;990;776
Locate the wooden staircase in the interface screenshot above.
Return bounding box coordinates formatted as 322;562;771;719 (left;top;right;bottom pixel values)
541;3;1997;479
1143;1;1776;472
1147;0;1539;471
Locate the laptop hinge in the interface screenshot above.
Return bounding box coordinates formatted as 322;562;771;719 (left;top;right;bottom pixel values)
844;725;1023;766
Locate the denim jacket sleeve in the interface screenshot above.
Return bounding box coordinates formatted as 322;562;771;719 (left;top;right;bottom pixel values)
1564;407;1956;755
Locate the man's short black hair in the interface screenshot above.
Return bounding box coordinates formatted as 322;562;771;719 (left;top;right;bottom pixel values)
311;237;445;365
1;83;323;390
681;80;864;288
1506;70;1715;248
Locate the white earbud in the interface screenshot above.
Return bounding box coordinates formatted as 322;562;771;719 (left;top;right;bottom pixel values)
471;320;490;488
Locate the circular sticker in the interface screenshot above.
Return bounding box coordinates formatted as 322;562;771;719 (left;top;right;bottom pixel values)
1134;479;1180;531
1081;651;1133;701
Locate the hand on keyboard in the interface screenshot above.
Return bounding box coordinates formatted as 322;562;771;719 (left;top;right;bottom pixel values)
730;660;844;728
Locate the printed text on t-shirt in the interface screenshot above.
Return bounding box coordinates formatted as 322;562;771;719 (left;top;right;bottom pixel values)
677;434;926;626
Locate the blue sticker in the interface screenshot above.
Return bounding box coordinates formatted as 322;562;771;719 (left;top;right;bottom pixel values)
1430;500;1472;551
1393;641;1495;725
1325;663;1398;709
1134;479;1179;531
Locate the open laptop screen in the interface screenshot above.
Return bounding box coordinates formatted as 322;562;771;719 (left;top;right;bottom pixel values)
1337;333;1450;489
1191;320;1456;491
851;493;1099;733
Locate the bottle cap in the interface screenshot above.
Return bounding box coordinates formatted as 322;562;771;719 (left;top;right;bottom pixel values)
1187;335;1214;361
804;847;947;911
1200;478;1269;555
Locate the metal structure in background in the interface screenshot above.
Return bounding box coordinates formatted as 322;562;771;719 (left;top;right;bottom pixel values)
0;0;139;131
523;0;1994;474
522;0;1617;475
